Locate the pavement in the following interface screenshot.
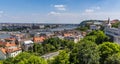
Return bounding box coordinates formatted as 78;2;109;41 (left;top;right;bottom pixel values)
41;51;59;60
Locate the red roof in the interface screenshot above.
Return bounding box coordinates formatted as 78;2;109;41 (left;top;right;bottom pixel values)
5;42;16;47
0;47;21;54
33;36;45;43
0;41;16;47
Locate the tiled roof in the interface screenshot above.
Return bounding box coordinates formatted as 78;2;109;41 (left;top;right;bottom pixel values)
6;47;21;53
0;48;6;54
0;41;6;45
33;36;45;43
0;47;21;54
5;37;16;41
64;33;73;37
5;42;16;47
0;41;16;47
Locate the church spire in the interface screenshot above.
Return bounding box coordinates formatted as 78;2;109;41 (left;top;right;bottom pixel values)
108;17;110;24
107;17;111;28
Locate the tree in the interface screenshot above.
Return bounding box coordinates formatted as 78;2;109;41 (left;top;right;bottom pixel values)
83;35;97;42
61;40;75;50
70;40;100;64
66;41;75;50
112;22;120;28
0;61;3;64
104;53;120;64
32;37;75;56
27;55;47;64
86;30;109;44
51;50;70;64
95;31;109;44
3;52;47;64
43;44;55;53
33;43;44;55
76;27;88;31
98;42;120;64
3;57;14;64
44;37;62;50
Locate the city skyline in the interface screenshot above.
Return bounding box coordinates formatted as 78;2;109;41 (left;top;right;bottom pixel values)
0;0;120;23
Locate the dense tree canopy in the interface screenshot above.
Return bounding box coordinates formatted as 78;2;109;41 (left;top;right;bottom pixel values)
51;50;70;64
3;52;47;64
76;27;88;31
2;30;120;64
70;40;100;64
112;22;120;28
0;61;3;64
98;42;120;64
104;53;120;64
33;37;75;56
83;35;97;42
86;30;109;44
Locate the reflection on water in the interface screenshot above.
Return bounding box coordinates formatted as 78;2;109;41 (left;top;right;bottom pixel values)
51;26;77;31
0;34;11;39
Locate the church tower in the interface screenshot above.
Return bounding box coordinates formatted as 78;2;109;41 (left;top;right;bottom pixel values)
106;17;111;28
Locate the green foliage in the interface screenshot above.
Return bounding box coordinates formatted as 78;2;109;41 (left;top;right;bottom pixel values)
76;27;88;31
33;38;60;55
0;61;3;64
3;30;120;64
3;52;47;64
104;53;120;64
112;22;120;28
3;57;14;64
44;38;62;50
98;42;120;64
86;30;109;44
51;50;70;64
70;40;100;64
33;43;44;55
33;37;75;56
83;35;97;42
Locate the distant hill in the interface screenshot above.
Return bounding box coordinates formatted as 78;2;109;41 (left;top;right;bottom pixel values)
79;20;104;27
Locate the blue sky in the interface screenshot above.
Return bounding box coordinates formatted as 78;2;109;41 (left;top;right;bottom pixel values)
0;0;120;23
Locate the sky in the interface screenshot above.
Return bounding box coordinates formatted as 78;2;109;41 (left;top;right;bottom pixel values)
0;0;120;24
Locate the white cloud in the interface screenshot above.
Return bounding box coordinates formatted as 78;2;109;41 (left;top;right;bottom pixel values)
0;11;4;14
84;6;101;13
54;5;66;11
48;11;60;15
95;6;101;10
1;9;120;24
0;11;4;18
85;9;94;13
92;6;101;10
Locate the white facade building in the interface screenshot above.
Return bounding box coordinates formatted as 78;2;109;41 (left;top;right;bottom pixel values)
0;50;6;59
105;18;120;44
90;25;100;30
8;50;22;58
23;40;34;45
0;47;22;60
64;35;82;43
